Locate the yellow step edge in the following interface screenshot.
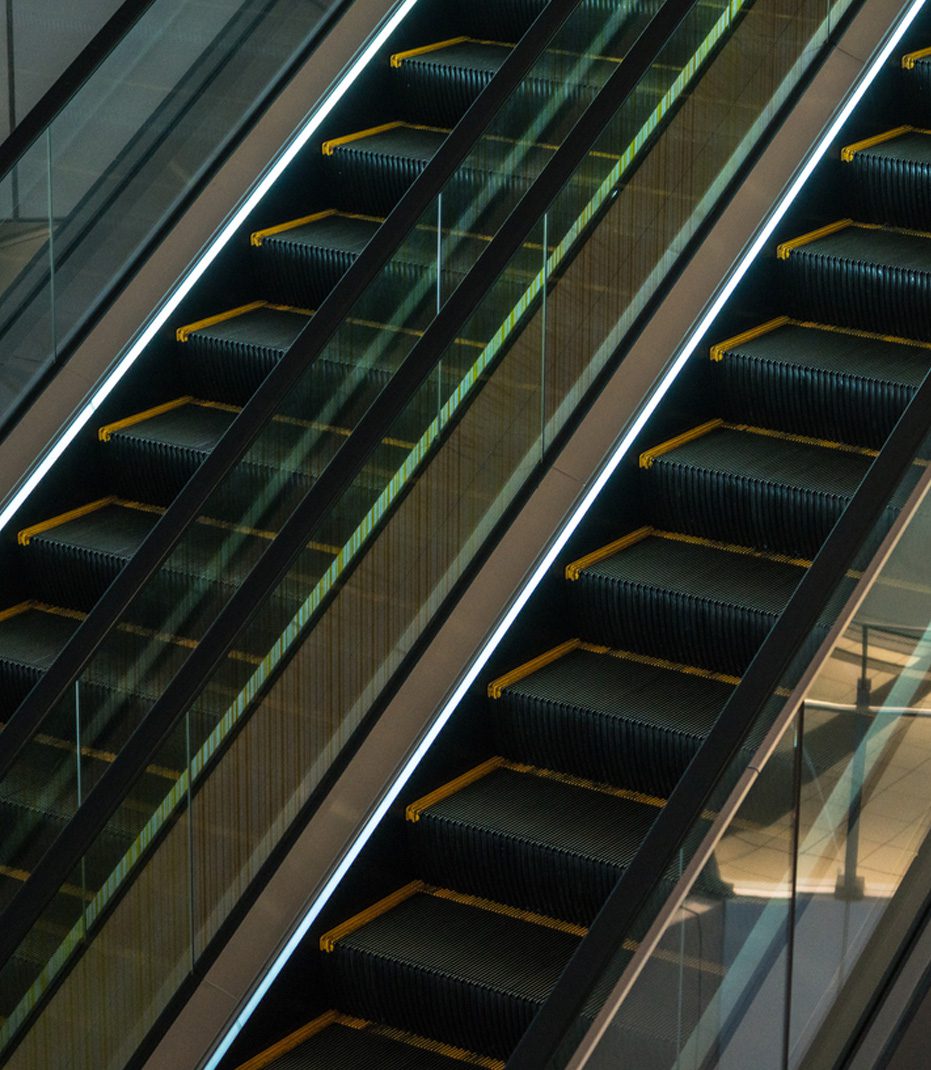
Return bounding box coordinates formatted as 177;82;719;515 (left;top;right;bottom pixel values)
0;863;93;903
406;757;505;821
18;497;115;546
709;316;790;361
339;1017;504;1069
486;639;581;698
98;396;193;442
501;757;668;811
776;219;853;260
840;125;914;162
176;300;267;342
266;302;316;317
858;219;931;241
639;419;723;469
233;1011;340;1070
578;642;742;688
723;420;878;459
322;121;448;155
653;529;813;570
0;601;33;622
320;880;426;952
903;45;931;69
250;209;336;247
792;317;931;351
430;886;587;938
565;526;653;581
390;35;469;67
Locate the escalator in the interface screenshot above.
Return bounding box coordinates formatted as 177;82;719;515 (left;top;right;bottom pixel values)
0;0;723;1045
227;28;931;1070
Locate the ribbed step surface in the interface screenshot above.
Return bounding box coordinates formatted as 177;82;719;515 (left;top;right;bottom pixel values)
845;128;931;228
713;321;929;449
644;423;897;558
782;222;931;340
494;644;735;794
325;889;581;1060
408;762;664;924
569;532;811;675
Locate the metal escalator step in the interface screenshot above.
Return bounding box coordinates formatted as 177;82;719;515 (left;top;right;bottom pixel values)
406;760;666;925
567;530;811;675
20;503;331;641
779;220;931;340
642;422;907;558
490;643;735;794
0;604;78;711
255;213;381;307
843;127;931;228
322;885;582;1060
180;304;310;404
324;124;449;214
712;319;929;448
237;1013;500;1069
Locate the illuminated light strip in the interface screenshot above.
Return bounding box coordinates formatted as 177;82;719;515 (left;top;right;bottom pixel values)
0;0;424;542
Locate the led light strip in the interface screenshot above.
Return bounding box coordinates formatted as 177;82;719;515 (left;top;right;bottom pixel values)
0;0;422;540
195;1;929;1067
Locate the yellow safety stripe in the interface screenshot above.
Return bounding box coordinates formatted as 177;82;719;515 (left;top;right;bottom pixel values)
564;527;653;580
321;121;448;157
233;1011;340;1070
98;397;193;441
320;881;425;951
709;317;790;361
654;528;811;568
723;420;877;458
430;886;587;937
0;601;32;622
175;301;268;342
500;758;668;810
406;757;504;821
639;419;723;469
791;318;931;351
776;219;853;259
840;126;915;162
579;642;741;687
250;209;336;246
339;1017;504;1068
390;35;470;66
486;639;581;697
18;497;115;546
0;864;93;903
903;45;931;69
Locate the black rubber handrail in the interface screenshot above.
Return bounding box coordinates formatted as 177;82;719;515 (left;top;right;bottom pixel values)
0;0;698;975
505;397;931;1061
0;0;586;790
0;0;158;181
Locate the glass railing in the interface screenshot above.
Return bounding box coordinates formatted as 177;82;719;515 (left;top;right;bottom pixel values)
0;0;344;432
562;449;931;1070
0;0;866;1061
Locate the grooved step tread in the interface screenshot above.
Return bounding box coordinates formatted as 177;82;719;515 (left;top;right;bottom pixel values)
186;305;309;352
719;323;929;387
793;225;931;272
500;645;734;741
850;129;931;164
651;425;871;499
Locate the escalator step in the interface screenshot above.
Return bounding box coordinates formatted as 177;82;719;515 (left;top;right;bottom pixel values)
179;304;310;405
566;529;812;675
779;219;931;341
842;127;931;228
641;421;900;558
406;759;664;925
322;884;582;1060
254;213;381;308
0;604;79;712
711;319;929;448
236;1013;500;1069
490;641;735;794
324;124;449;214
394;39;617;131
